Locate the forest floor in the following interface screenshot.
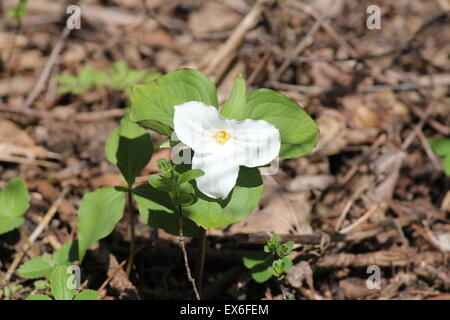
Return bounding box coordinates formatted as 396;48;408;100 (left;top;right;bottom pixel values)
0;0;449;300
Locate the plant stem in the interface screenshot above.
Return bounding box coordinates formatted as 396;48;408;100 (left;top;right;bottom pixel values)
279;280;289;300
126;190;136;277
178;207;201;300
194;227;207;294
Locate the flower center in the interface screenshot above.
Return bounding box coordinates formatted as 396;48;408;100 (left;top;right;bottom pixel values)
213;130;230;145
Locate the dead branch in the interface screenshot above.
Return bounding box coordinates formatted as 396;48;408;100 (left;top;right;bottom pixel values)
316;250;446;268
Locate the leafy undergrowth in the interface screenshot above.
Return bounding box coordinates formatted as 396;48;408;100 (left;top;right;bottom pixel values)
1;0;449;300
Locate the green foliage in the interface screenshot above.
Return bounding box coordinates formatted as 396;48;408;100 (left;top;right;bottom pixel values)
130;69;218;136
148;159;203;207
105;114;153;187
244;89;318;158
73;289;99;300
17;254;56;279
108;61;159;91
49;265;76;300
76;110;153;260
264;234;294;258
26;294;53;300
26;266;99;300
181;166;264;229
220;74;247;120
57;61;160;95
57;66;105;95
18;240;79;279
129;69;318;228
1;284;23;300
7;0;27;20
77;187;126;261
429;138;450;175
210;75;319;158
135;159;203;236
243;235;294;283
33;280;48;291
132;183;199;237
53;240;79;265
0;178;29;235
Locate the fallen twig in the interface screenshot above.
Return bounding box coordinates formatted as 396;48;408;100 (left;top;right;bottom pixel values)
24;28;71;109
203;0;269;79
0;103;124;122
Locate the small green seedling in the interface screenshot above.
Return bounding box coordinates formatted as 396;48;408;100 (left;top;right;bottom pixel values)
1;284;23;300
429;138;450;175
264;235;294;280
0;178;29;235
243;235;294;283
26;266;99;300
57;61;160;95
6;0;27;20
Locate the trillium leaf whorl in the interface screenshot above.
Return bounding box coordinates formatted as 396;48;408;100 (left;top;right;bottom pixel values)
128;69;319;229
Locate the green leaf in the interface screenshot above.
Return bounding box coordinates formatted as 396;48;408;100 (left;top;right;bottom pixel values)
244;89;318;158
6;0;27;20
104;127;120;165
17;254;56;279
0;178;30;218
135;120;173;137
243;252;266;269
57;66;105;95
156;158;173;176
132;184;199;237
26;294;52;301
181;167;263;229
57;61;159;95
285;241;294;252
0;216;24;235
148;174;172;192
74;289;99;300
177;169;204;185
444;155;450;176
11;284;23;292
242;253;273;283
429;138;450;156
106;115;153;186
33;280;48;291
108;61;160;92
174;192;195;207
130;69;218;135
174;181;196;207
77;187;126;261
220;75;247;120
281;257;293;272
429;138;450;176
49;265;75;300
0;178;28;234
53;240;79;265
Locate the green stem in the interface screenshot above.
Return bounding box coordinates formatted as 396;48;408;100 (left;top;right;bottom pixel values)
126;190;135;277
194;227;207;295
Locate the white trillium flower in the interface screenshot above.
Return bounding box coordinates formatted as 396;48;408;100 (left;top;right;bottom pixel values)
173;101;281;199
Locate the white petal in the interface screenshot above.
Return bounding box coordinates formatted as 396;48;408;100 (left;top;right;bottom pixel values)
192;147;240;199
173;101;230;153
230;119;281;167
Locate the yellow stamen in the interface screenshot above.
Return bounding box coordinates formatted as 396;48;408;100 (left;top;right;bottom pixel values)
213;130;229;145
